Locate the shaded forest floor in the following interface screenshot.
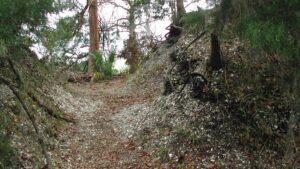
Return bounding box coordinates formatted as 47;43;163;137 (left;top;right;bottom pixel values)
52;75;158;168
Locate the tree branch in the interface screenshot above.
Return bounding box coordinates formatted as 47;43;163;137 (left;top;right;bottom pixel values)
103;0;129;11
72;0;89;36
183;30;207;51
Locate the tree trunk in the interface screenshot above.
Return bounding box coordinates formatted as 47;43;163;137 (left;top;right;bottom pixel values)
169;0;176;22
88;0;99;75
128;3;136;38
166;0;185;43
176;0;186;19
127;3;140;73
143;4;153;38
208;33;223;70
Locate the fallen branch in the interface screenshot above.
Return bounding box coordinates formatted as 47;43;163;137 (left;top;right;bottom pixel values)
183;30;207;51
28;91;77;123
5;56;76;123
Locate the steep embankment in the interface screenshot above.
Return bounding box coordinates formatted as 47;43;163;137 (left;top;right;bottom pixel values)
111;33;299;168
0;56;76;168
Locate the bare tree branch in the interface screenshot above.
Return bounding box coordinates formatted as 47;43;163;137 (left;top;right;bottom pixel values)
184;0;202;9
72;0;89;36
103;0;129;11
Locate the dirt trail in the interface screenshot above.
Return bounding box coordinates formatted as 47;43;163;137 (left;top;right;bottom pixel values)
53;76;154;168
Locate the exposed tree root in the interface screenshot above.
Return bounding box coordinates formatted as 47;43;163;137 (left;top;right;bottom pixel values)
0;56;74;168
0;75;52;168
28;91;77;123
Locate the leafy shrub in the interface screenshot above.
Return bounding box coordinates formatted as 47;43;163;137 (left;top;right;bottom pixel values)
112;68;119;75
180;8;206;33
0;0;55;49
236;19;290;54
93;51;115;80
214;0;300;63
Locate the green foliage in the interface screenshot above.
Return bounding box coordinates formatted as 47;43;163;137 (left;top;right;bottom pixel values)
213;0;300;67
128;0;150;8
108;51;116;63
39;16;82;62
0;0;55;48
44;17;75;48
208;1;300;165
180;8;206;33
53;111;63;118
53;0;78;11
93;51;116;80
92;71;104;82
0;0;80;62
236;19;291;56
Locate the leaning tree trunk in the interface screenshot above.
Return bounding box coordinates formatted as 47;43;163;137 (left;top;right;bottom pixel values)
88;0;99;75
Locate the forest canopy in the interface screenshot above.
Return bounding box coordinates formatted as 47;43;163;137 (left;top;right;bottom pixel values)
0;0;55;51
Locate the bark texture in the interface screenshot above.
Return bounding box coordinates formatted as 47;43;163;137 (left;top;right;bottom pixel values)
88;0;99;75
176;0;186;18
208;33;223;70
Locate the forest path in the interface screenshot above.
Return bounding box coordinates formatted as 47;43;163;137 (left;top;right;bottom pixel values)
53;75;153;168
